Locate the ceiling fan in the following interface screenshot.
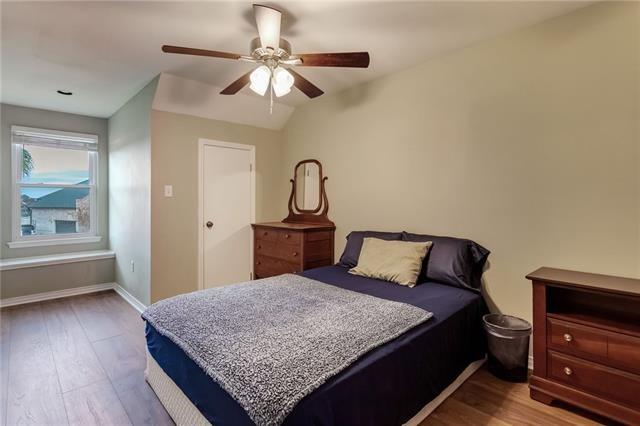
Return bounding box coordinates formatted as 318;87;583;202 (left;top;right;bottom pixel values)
161;4;370;102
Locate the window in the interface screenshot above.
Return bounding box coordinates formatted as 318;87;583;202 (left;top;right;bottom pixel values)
9;126;100;248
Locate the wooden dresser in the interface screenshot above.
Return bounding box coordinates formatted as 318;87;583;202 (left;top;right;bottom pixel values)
251;222;335;279
527;267;640;424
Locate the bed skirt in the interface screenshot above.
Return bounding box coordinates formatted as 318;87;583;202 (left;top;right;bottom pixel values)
145;350;485;426
145;351;211;426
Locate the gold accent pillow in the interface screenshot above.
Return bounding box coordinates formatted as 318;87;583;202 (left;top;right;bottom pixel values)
348;238;433;287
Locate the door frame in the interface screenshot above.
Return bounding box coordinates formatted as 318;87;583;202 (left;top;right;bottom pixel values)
197;138;256;290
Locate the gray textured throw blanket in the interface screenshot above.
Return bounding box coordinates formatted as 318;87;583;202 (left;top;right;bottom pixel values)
142;274;432;426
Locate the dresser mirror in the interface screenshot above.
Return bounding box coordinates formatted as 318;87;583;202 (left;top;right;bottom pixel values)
294;160;321;212
284;159;334;225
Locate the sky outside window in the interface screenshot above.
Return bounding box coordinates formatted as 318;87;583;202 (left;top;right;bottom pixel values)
20;144;89;198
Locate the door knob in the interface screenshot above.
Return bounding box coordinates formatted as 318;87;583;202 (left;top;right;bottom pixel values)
206;221;214;229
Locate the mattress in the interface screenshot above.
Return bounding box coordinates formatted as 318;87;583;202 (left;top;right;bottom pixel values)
145;265;487;426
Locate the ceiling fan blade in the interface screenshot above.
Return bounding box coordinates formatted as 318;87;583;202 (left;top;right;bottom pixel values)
288;69;324;99
280;58;303;66
253;4;281;50
162;45;242;60
220;70;253;95
297;52;370;68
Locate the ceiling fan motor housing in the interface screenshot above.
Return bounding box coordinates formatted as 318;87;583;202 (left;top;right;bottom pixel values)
250;37;292;61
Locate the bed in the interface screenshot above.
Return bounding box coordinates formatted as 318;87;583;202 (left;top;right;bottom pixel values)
144;263;487;426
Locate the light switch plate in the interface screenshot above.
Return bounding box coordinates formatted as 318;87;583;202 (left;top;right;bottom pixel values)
164;185;173;197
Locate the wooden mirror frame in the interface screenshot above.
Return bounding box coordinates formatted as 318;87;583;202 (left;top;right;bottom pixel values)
283;159;334;226
293;159;322;213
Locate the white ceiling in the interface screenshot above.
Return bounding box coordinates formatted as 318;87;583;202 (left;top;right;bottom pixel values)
1;1;593;118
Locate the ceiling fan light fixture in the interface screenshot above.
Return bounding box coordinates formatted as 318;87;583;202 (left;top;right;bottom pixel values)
272;67;294;97
249;65;271;96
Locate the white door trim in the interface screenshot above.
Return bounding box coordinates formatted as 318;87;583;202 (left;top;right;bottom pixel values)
197;138;256;291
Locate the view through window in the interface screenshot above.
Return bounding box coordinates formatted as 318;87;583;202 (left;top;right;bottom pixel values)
11;127;98;243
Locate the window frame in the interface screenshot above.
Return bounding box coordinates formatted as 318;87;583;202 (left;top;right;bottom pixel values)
9;126;101;248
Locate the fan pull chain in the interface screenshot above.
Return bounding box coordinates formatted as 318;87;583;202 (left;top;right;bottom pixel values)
269;80;274;115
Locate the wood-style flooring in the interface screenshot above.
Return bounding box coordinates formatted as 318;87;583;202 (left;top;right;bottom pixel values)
0;290;612;426
1;291;171;426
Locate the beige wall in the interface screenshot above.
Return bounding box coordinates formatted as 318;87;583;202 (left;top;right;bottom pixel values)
108;78;158;306
282;1;640;322
0;104;112;300
150;110;283;302
0;104;109;259
1;259;114;299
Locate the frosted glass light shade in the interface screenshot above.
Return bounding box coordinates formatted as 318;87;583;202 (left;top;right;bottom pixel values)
272;67;294;97
250;65;271;96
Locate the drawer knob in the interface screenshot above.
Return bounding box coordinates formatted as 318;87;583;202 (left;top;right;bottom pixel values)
284;234;290;239
292;252;298;257
257;261;261;265
263;232;268;236
563;333;573;342
258;245;262;249
564;367;573;376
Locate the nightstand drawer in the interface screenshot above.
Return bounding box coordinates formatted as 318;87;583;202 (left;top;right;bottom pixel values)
547;318;607;358
548;351;640;408
608;333;640;374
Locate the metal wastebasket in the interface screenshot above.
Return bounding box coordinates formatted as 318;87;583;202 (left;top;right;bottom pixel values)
483;313;532;382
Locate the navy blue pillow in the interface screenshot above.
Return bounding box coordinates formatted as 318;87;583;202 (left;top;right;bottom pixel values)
402;232;489;292
338;231;403;268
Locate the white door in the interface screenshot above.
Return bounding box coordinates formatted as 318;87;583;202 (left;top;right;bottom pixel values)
202;142;253;288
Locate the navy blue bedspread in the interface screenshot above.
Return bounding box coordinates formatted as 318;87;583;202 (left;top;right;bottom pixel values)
145;265;487;426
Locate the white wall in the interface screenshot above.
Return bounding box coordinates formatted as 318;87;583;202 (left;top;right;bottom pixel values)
108;77;158;305
281;1;640;322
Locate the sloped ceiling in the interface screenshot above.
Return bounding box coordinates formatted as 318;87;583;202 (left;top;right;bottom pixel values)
1;1;592;125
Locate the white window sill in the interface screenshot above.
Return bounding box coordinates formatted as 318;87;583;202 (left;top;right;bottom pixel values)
6;235;103;249
0;249;115;271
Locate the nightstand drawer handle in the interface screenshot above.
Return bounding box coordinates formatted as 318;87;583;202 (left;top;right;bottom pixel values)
263;231;268;236
564;367;573;376
284;234;290;239
257;261;261;265
563;333;573;342
258;245;262;249
292;252;298;257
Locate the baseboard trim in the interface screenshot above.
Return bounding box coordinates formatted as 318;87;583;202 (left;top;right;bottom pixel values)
0;282;115;308
114;284;147;314
529;354;534;370
0;281;149;313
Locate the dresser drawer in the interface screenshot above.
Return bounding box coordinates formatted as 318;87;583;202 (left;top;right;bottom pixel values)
255;256;300;278
255;228;303;245
277;230;302;245
255;228;279;242
547;318;607;358
253;223;335;277
255;240;301;264
548;351;640;408
255;239;277;256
